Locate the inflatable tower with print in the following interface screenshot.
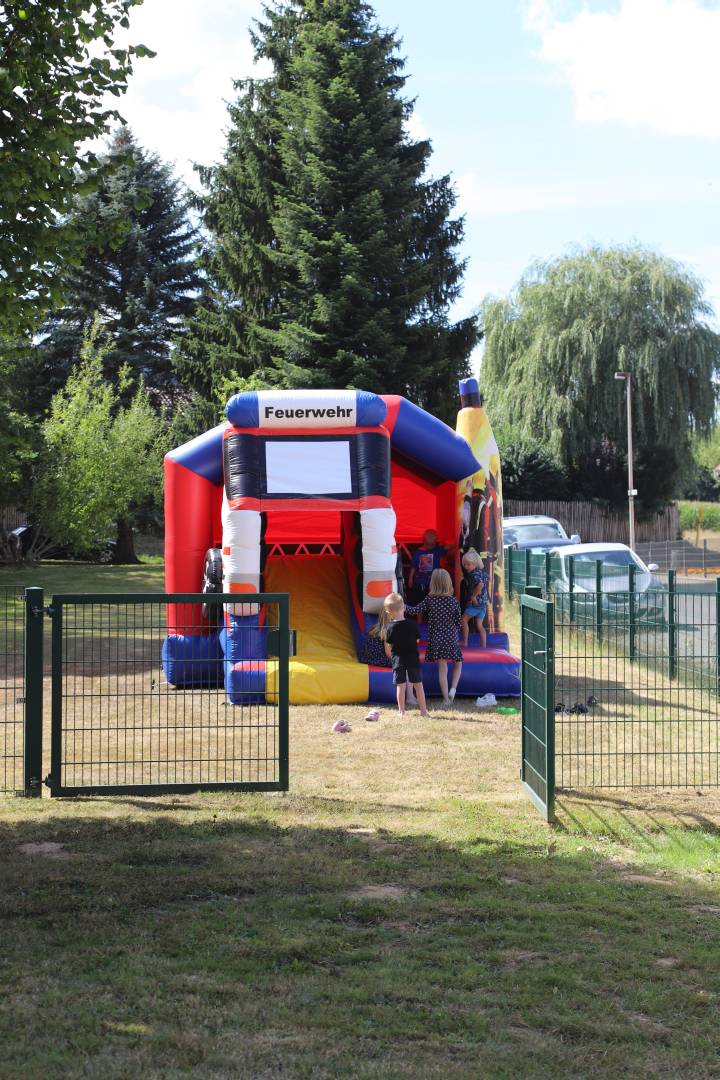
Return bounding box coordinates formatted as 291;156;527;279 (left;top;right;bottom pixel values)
455;377;504;631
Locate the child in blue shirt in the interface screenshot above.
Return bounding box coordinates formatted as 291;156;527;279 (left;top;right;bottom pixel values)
408;529;447;602
461;548;489;647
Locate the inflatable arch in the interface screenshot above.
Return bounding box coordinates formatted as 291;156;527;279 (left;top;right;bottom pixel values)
162;381;519;704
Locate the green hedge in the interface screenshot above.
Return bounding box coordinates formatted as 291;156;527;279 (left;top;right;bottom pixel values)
678;501;720;531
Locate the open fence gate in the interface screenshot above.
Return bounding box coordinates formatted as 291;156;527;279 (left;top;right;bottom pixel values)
48;592;290;797
520;588;555;822
0;591;290;798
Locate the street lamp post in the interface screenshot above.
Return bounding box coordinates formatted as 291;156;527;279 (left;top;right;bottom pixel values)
614;370;636;550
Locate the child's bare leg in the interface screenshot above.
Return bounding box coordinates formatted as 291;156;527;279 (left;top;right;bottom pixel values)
396;682;407;715
477;618;486;648
450;661;463;693
406;678;416;705
437;659;449;703
461;613;471;645
413;681;428;717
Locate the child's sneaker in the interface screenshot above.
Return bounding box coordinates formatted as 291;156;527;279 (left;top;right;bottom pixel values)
332;719;352;733
475;693;497;708
364;709;381;722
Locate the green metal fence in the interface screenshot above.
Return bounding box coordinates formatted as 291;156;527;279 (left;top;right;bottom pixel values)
510;547;720;791
553;578;719;789
0;586;25;794
0;590;290;798
47;592;289;797
520;590;555;820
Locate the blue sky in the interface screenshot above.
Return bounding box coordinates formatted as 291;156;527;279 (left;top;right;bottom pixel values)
115;0;720;347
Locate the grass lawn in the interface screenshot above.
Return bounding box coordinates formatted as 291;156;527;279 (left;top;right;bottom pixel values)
1;562;720;1078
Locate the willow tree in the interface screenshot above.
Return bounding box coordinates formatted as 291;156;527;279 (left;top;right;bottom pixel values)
481;245;720;500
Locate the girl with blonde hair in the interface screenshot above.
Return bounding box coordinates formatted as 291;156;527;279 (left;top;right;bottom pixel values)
359;593;416;705
461;548;489;647
405;568;463;704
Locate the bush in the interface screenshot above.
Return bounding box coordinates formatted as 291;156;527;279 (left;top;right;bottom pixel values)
680;464;720;502
678;502;720;532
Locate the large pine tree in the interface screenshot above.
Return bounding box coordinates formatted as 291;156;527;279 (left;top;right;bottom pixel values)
178;0;477;418
24;127;200;412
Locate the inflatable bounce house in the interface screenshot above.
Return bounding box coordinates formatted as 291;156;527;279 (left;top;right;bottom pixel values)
162;379;519;704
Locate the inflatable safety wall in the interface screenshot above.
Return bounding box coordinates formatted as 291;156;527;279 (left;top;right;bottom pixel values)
455;377;505;632
162;385;519;704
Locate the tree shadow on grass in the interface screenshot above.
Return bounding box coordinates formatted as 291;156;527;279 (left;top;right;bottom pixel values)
1;811;719;1079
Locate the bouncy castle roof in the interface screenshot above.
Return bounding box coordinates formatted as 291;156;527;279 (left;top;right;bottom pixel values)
166;391;480;485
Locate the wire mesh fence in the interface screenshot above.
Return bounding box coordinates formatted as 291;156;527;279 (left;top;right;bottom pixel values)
0;586;24;794
509;548;720;790
48;592;289;796
553;584;719;789
636;539;720;576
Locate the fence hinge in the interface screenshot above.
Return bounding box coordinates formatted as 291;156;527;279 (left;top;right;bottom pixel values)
26;776;41;793
42;605;55;617
43;774;54;790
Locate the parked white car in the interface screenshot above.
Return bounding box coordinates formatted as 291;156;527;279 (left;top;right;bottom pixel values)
503;515;580;551
548;543;663;618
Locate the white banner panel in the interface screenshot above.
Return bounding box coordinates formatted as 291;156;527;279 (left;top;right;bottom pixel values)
257;389;357;428
265;440;352;495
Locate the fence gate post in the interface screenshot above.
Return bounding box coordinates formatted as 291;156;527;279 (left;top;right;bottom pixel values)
595;560;603;643
544;552;551;596
525;549;531;592
277;593;290;791
628;563;636;661
568;557;575;623
507;546;513;599
520;591;555;822
668;569;676;681
23;587;44;797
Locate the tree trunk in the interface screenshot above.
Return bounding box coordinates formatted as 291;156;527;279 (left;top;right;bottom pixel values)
115;518;139;564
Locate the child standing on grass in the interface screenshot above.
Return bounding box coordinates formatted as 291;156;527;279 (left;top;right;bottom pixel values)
359;604;416;705
461;548;489;647
384;593;428;718
405;568;463;705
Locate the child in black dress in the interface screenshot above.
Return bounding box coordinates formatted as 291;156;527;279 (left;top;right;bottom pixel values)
406;569;463;704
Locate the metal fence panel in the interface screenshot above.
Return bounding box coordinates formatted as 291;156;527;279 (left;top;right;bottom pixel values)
47;592;289;797
521;592;555;820
0;586;24;794
554;581;719;789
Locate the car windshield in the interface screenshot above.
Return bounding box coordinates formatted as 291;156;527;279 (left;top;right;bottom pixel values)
570;551;645;570
504;523;566;543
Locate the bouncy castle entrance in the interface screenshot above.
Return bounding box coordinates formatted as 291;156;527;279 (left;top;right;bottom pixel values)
265;554;367;703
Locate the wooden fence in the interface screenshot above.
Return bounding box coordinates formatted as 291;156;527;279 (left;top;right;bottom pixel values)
503;499;680;544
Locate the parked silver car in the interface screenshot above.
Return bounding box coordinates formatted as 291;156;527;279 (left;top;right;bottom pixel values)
503;514;580;551
548;543;664;620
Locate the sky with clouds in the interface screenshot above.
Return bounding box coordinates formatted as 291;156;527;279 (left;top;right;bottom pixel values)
113;0;720;341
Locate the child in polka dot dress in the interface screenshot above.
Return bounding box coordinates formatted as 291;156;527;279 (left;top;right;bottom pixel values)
405;568;463;704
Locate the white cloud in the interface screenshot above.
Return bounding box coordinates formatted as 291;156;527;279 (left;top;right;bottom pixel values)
108;0;267;187
526;0;720;139
405;110;429;141
456;171;720;217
